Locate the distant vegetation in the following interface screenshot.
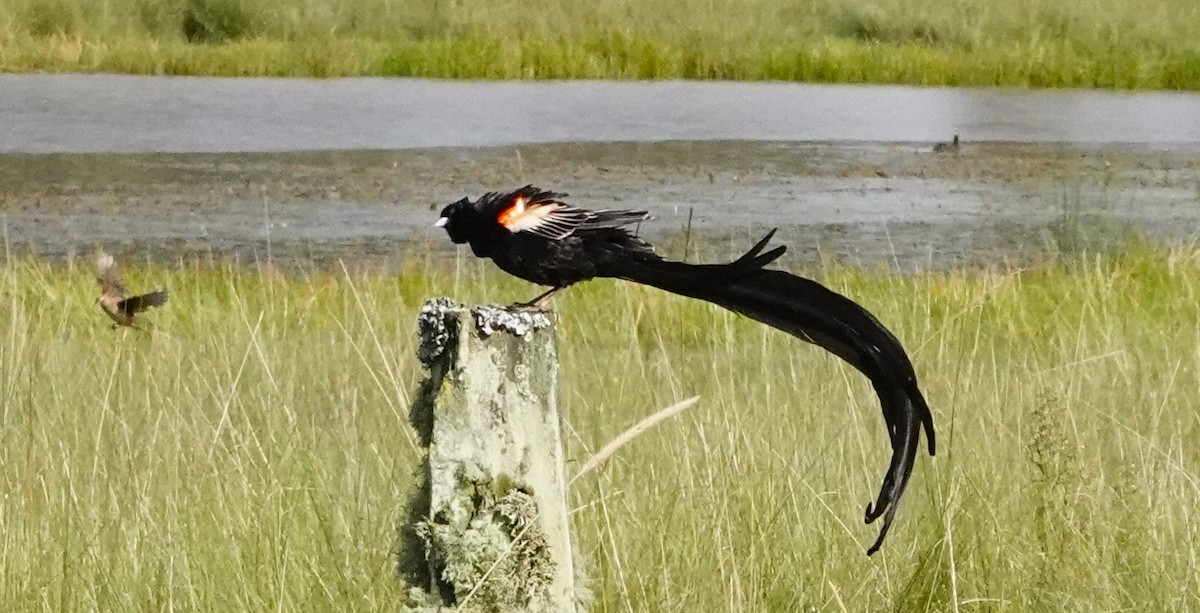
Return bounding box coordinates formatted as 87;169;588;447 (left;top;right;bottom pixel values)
1;0;1199;88
2;245;1198;608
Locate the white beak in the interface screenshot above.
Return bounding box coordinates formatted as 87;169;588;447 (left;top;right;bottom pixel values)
434;217;448;228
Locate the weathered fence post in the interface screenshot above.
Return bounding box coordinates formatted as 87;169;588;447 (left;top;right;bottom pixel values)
400;298;584;612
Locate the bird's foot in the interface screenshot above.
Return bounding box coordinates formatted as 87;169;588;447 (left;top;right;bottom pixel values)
507;286;563;312
507;299;555;313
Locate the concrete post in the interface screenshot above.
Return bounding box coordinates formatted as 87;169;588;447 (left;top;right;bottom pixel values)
400;298;584;612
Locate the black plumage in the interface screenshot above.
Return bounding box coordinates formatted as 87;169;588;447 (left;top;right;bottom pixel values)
436;185;936;554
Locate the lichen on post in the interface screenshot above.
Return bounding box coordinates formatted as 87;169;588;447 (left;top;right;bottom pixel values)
400;298;585;612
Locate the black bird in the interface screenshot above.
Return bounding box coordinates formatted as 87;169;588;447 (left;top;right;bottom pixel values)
933;134;960;153
436;186;937;554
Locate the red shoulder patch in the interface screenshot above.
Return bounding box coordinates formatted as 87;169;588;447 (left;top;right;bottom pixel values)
497;195;528;227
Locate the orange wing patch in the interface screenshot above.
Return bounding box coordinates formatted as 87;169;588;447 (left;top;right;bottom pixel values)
497;196;565;233
497;195;528;226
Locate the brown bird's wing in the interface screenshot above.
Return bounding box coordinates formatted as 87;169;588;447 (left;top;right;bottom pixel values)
118;290;168;316
95;253;127;299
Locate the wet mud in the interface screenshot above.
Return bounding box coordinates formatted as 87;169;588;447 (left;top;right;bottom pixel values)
2;140;1198;272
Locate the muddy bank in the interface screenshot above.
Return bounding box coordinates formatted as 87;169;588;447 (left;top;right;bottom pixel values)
2;140;1198;272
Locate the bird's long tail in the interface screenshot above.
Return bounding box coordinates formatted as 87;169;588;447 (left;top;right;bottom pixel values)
608;231;937;555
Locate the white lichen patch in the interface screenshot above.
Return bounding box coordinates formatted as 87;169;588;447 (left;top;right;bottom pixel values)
471;305;551;339
418;297;459;363
414;476;555;611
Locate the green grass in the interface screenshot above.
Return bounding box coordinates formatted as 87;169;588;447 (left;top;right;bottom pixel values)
2;246;1199;610
2;0;1200;88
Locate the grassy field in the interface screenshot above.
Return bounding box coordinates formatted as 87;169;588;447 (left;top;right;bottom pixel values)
1;0;1199;88
1;245;1198;610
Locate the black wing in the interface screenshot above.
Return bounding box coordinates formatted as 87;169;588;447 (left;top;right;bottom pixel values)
491;185;649;241
119;289;169;315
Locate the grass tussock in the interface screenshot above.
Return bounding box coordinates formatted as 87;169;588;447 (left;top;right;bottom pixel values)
2;0;1200;88
1;245;1199;609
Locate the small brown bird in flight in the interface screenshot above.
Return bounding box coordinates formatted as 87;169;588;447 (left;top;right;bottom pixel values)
95;253;168;328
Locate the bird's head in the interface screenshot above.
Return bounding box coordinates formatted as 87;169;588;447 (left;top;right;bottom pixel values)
434;197;475;244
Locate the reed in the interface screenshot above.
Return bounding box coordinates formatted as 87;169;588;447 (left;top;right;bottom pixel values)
1;243;1197;609
2;0;1199;88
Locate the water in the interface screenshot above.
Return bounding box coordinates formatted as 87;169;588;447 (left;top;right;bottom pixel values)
2;76;1198;270
3;141;1197;270
3;75;1200;154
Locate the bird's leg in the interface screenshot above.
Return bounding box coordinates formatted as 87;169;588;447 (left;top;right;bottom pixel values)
510;286;564;312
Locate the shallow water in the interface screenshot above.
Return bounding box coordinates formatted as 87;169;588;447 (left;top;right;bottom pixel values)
3;141;1197;271
4;75;1200;154
3;76;1198;271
